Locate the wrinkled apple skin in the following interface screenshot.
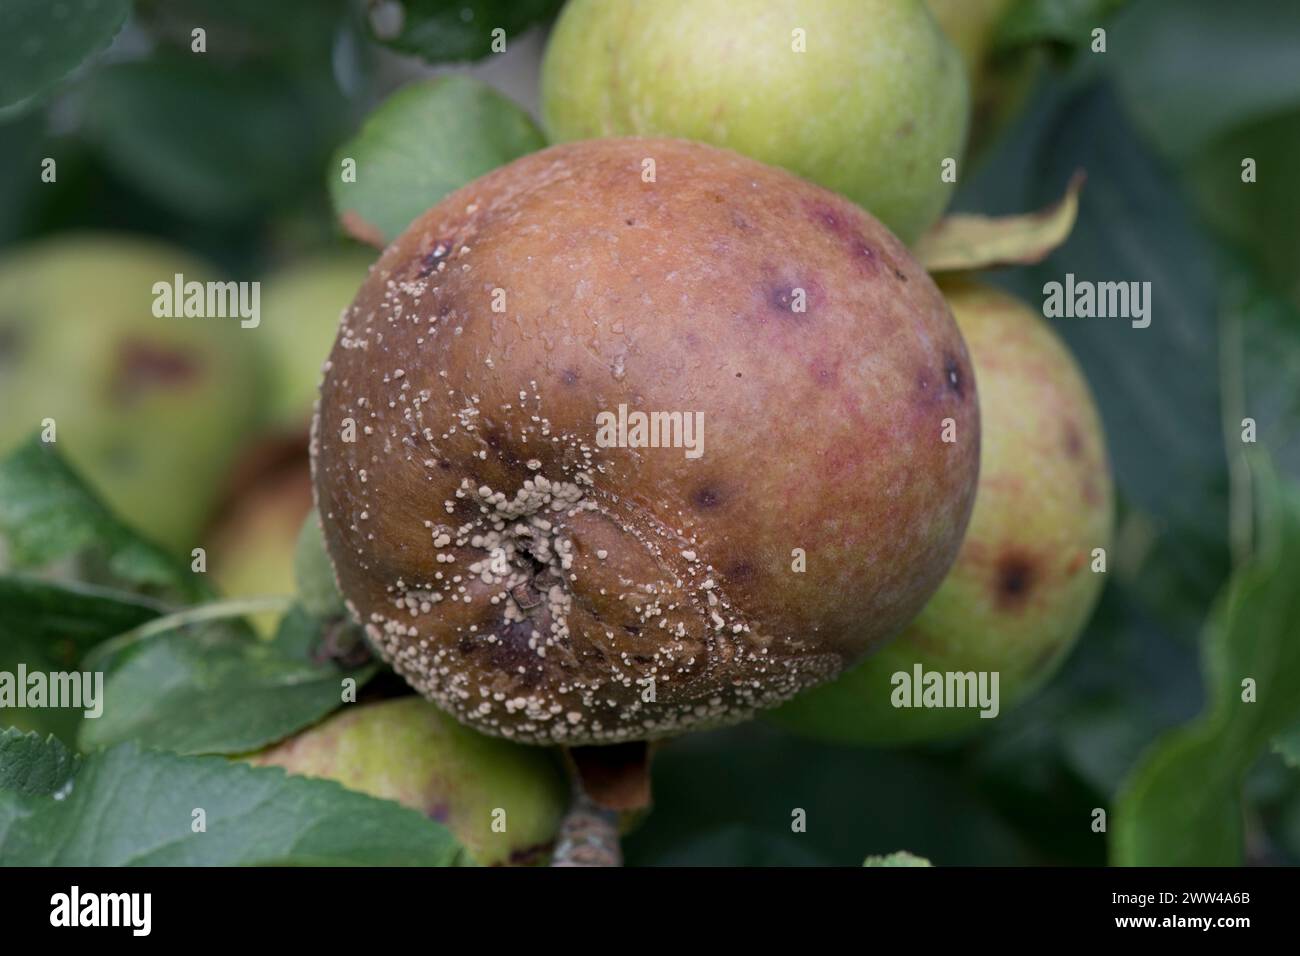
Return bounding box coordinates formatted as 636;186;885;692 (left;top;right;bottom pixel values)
312;138;979;745
540;0;969;244
773;280;1113;744
250;697;569;865
0;235;261;555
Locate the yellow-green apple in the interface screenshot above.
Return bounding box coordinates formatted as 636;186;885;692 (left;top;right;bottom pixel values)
773;280;1113;744
540;0;969;244
0;235;262;555
250;696;569;864
257;250;375;431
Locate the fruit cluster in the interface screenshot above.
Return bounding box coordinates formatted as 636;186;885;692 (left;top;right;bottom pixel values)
309;0;1113;749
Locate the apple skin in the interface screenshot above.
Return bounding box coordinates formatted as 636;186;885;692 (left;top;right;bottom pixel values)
312;138;980;746
258;250;375;430
540;0;969;244
249;697;569;865
0;235;262;555
772;280;1114;745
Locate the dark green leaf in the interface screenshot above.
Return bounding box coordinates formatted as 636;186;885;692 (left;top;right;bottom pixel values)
996;0;1129;51
78;615;374;756
623;723;1037;866
966;83;1231;628
1113;460;1300;865
268;603;322;660
0;437;198;598
1108;0;1300;160
0;742;463;865
0;576;166;656
1273;726;1300;769
0;576;164;743
1232;269;1300;481
330;76;546;245
368;0;562;63
294;510;344;619
1191;118;1300;309
0;728;79;796
136;0;354;70
0;0;131;109
82;56;348;223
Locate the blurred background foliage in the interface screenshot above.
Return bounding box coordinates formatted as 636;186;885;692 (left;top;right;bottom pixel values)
0;0;1297;866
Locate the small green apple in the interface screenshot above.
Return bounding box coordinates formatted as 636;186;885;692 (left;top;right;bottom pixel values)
0;234;262;555
773;280;1114;744
540;0;969;243
250;697;570;865
257;250;374;431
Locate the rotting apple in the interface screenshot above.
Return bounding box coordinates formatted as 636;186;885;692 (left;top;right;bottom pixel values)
773;279;1114;745
249;696;570;865
311;138;980;746
0;235;262;555
540;0;969;244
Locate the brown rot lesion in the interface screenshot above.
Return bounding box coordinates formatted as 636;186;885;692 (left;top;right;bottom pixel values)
943;355;965;400
994;551;1037;610
415;238;458;277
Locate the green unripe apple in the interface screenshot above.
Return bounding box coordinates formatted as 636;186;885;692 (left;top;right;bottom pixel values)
0;235;262;555
257;250;374;430
540;0;969;243
773;280;1114;744
250;697;570;865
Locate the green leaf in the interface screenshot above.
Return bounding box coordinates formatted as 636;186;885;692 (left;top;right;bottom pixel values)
0;729;78;796
0;576;166;743
0;0;131;109
1190;116;1300;308
1231;269;1300;482
996;0;1129;51
0;742;463;865
367;0;562;63
864;850;932;867
294;510;345;619
330;76;546;245
1272;726;1300;769
0;576;167;657
624;724;1037;866
964;83;1231;627
0;437;199;597
82;55;348;223
1108;0;1300;161
78;613;374;756
1112;460;1300;865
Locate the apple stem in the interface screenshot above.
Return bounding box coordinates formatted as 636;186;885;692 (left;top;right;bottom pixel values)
549;788;623;867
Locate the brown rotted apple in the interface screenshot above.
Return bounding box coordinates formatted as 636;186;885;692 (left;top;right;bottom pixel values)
312;138;979;745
